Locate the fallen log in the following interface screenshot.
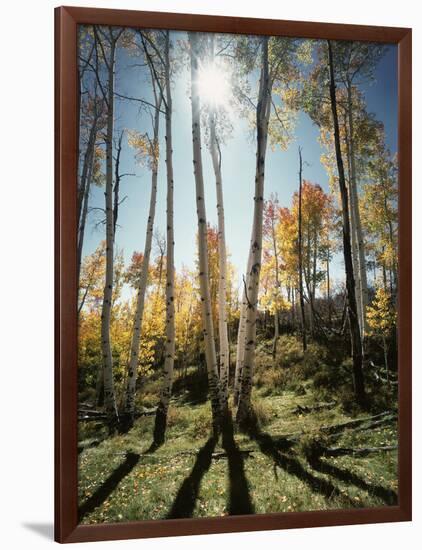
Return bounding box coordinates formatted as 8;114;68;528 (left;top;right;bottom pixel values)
78;410;106;418
78;415;108;422
322;445;398;458
326;417;397;444
79;402;96;409
78;408;157;422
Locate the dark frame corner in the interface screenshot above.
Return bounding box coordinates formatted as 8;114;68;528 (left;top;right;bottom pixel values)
55;5;412;543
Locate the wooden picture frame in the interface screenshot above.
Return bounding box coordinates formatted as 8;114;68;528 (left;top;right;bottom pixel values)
55;5;412;543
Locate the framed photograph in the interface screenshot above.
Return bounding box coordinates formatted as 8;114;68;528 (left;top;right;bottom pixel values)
55;5;412;543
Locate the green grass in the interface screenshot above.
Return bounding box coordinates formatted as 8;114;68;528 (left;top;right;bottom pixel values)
78;339;398;524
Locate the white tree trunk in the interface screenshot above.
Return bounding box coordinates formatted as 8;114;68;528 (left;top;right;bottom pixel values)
272;309;279;357
77;143;94;295
78;102;103;293
124;94;162;422
344;118;363;338
189;32;223;432
236;37;271;423
209;110;230;401
234;288;247;405
233;245;255;406
100;38;118;423
271;212;280;358
349;185;363;331
77;121;96;228
154;33;176;444
347;83;368;341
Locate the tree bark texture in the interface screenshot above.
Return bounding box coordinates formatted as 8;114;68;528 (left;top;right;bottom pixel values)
99;33;119;424
327;40;365;406
298;148;308;352
209;111;230;400
124;93;162;425
189;32;223;433
154;33;176;445
236;37;271;423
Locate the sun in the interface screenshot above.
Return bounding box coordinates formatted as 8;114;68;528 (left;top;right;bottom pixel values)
196;62;231;108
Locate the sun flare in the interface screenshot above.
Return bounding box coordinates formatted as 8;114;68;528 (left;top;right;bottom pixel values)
196;63;231;108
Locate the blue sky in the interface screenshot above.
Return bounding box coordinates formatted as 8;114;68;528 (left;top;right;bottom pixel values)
82;33;397;299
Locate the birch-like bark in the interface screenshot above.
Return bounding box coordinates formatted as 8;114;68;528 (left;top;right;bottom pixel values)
209;111;230;401
234;238;254;405
99;32;119;424
77;143;95;296
270;211;280;358
311;227;318;332
233;284;247;405
77;100;103;293
298;148;307;352
113;131;124;236
77;154;94;292
304;226;315;336
344;116;363;336
327;40;365;406
189;32;223;432
346;81;369;341
349;182;363;327
326;249;332;327
205;36;230;400
123;93;162;425
78;121;97;228
153;32;176;445
382;335;390;387
381;178;398;294
236;37;271;423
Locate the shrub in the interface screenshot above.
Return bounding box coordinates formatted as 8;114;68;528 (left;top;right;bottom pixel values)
276;336;303;368
187;409;212;439
137;392;157;409
251;399;277;427
255;367;285;393
313;359;352;392
301;343;329;377
166;406;190;429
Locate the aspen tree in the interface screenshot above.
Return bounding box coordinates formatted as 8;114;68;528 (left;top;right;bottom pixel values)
189;32;224;433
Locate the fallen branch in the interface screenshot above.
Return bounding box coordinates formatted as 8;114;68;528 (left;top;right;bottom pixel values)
373;371;398;385
320;411;396;436
294;402;336;415
247;411;397;447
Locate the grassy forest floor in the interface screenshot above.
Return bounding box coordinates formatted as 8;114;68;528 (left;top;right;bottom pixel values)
78;336;398;524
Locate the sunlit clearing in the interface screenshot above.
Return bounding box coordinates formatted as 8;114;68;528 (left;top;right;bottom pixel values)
197;63;231;108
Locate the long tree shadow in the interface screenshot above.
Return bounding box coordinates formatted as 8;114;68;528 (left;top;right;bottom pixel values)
167;436;217;519
308;455;398;505
246;423;354;505
78;452;140;521
221;416;255;515
144;440;164;454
